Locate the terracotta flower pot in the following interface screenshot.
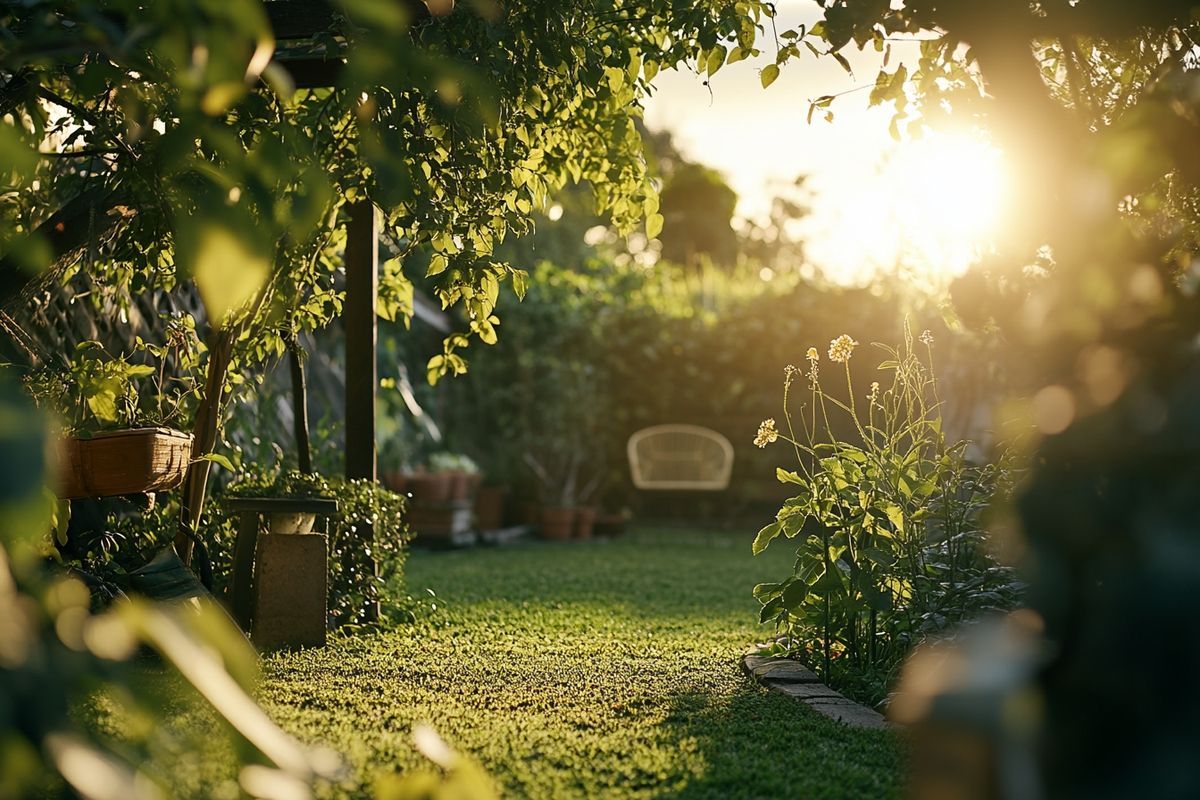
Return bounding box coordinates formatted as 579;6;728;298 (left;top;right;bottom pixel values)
405;472;451;507
474;485;506;531
573;506;597;539
540;506;575;540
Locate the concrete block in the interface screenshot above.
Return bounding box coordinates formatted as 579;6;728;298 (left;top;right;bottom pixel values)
252;533;327;650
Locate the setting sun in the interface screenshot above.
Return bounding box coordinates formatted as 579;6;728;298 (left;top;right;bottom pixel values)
808;131;1008;285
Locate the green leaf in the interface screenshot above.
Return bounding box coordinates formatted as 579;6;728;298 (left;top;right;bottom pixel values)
760;64;780;88
752;582;783;601
751;521;783;555
862;547;897;568
645;213;663;239
85;387;119;424
776;468;804;485
884;504;905;534
426;254;450;277
187;223;270;329
199;453;235;472
426;355;447;385
780;579;808;609
831;50;852;76
705;46;726;77
758;596;784;624
0;123;37;181
511;269;528;300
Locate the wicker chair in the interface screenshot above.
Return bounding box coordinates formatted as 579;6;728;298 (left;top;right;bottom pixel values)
627;424;734;491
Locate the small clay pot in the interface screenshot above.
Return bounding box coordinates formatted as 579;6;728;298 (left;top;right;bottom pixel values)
573;506;597;539
540;506;576;540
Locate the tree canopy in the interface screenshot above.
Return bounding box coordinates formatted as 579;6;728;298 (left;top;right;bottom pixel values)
0;0;779;374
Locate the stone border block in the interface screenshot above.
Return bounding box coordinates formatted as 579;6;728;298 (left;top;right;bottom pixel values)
741;652;892;731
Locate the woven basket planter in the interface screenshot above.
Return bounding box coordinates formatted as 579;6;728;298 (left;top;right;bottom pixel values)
59;427;193;499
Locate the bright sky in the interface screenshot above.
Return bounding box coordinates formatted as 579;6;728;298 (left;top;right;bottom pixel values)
642;0;1007;286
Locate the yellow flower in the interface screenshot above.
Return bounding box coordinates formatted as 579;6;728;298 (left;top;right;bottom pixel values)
754;418;779;448
828;334;858;363
806;347;819;362
868;381;880;403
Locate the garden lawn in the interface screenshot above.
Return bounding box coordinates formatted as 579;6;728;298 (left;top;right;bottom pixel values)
256;527;905;799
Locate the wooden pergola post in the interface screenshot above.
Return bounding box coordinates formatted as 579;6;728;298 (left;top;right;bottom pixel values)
342;198;380;622
344;199;378;483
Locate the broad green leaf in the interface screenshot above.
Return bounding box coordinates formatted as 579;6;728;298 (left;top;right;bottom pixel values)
190;224;270;329
752;582;783;601
776;468;804;485
426;355;446;385
884;504;905;534
705;46;726;77
199;453;235;472
862;547;897;568
751;520;783;555
646;213;663;239
780;579;808;609
758;595;784;623
760;64;780;88
426;254;449;277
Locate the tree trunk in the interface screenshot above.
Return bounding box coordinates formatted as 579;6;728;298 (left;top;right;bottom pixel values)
288;337;313;475
174;328;235;564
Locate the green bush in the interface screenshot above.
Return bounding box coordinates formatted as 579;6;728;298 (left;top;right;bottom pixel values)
439;258;935;511
204;469;414;627
751;326;1022;703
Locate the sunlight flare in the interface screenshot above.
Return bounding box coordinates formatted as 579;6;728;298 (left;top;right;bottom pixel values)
809;130;1009;285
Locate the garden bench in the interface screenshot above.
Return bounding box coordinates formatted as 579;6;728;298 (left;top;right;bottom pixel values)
626;424;734;491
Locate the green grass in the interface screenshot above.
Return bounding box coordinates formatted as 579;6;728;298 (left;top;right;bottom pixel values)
253;528;905;799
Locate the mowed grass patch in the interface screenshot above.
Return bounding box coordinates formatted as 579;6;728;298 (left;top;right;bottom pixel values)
255;528;906;799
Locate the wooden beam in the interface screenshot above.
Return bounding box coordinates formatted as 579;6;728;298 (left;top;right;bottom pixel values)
343;199;377;482
274;56;344;89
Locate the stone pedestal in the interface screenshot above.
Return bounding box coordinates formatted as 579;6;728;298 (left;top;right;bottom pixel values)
226;496;337;651
252;533;328;650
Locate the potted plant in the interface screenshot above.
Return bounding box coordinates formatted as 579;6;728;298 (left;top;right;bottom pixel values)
430;451;482;504
524;450;602;541
404;465;453;507
26;335;201;500
228;470;333;534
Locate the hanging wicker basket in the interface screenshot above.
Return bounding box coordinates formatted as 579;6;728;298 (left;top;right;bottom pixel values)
59;427;194;499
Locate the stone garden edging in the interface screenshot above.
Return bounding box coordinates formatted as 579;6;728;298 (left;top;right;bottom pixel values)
741;653;892;730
